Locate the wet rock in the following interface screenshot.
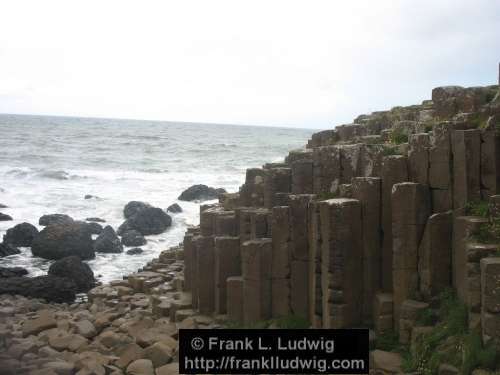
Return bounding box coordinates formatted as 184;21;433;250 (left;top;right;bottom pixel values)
85;217;106;223
0;275;76;303
94;226;123;254
39;214;74;226
32;222;95;260
178;184;226;201
167;203;182;213
0;242;21;257
124;201;151;219
118;207;171;236
0;212;13;221
3;222;39;247
126;248;143;255
85;222;103;235
84;194;100;200
121;230;146;247
0;266;28;278
48;256;95;292
0;203;7;208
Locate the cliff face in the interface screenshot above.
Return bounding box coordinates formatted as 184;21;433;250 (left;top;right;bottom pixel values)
184;69;500;360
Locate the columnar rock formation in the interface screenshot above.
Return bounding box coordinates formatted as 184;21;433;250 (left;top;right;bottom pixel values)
184;69;500;350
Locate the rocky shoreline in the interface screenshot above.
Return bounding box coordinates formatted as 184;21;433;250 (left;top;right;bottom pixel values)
2;69;500;375
0;243;215;375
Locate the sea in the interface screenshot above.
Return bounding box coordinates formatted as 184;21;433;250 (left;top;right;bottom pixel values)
0;114;314;284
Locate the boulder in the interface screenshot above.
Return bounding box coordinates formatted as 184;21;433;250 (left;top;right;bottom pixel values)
0;243;20;257
143;342;175;367
126;247;143;255
178;184;226;201
0;213;12;221
0;266;28;278
31;222;95;260
3;222;39;247
48;256;95;292
73;319;96;339
121;230;147;247
156;363;179;375
126;359;154;375
85;217;106;223
84;194;100;199
85;221;103;235
118;207;171;236
167;203;182;213
0;203;7;208
0;275;76;303
124;201;151;219
22;310;57;337
39;214;74;226
94;226;123;253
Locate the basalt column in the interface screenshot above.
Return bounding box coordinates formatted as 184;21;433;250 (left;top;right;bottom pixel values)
453;216;489;298
271;206;292;317
480;127;500;199
263;168;292;209
240;168;266;207
195;235;215;314
381;155;409;292
417;211;453;300
391;182;430;325
308;201;323;328
352;177;382;324
452;129;481;208
214;237;241;314
313;146;341;194
320;199;363;328
481;258;500;348
242;239;273;324
429;122;453;212
288;194;315;318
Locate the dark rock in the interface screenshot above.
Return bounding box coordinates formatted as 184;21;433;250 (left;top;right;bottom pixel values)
0;213;13;221
48;256;95;292
178;184;226;201
118;207;171;236
167;203;182;213
123;201;151;219
94;226;123;253
85;222;103;235
126;248;143;255
39;214;73;226
0;275;76;303
84;194;100;200
0;243;21;257
0;204;8;209
3;223;39;247
31;222;95;260
0;267;28;278
85;217;106;223
121;230;147;247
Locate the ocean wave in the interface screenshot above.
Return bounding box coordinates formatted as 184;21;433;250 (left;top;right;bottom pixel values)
36;170;71;180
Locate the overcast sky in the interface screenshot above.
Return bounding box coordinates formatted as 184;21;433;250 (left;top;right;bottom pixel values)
1;1;499;129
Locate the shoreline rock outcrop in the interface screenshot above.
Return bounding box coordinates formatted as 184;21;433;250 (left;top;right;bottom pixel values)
178;184;226;202
31;222;95;260
3;222;39;247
